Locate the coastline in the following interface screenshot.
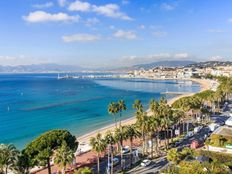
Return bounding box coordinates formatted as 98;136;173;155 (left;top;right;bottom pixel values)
77;78;215;145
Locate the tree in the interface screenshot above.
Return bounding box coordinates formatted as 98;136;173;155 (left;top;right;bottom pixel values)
136;111;148;156
74;167;93;174
117;100;127;171
132;99;143;116
118;100;127;127
104;131;115;174
90;133;106;174
13;151;30;174
0;144;19;174
167;148;181;164
114;126;126;171
54;142;75;174
108;102;119;128
124;124;141;167
24;130;78;174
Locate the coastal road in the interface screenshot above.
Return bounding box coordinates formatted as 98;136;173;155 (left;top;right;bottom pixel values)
126;156;168;174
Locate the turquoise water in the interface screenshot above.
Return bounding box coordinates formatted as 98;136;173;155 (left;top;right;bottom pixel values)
0;74;200;149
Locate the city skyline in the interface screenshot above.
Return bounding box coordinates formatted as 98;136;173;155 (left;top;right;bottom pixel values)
0;0;232;67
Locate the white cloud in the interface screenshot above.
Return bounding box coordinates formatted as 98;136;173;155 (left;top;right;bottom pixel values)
68;1;132;20
208;29;224;33
0;55;51;66
23;11;80;23
118;52;191;66
114;30;137;39
228;18;232;23
152;31;167;37
85;17;99;26
62;33;100;42
32;2;53;9
58;0;67;7
161;3;176;10
174;53;189;59
92;4;132;20
68;0;91;12
210;55;223;61
138;24;145;29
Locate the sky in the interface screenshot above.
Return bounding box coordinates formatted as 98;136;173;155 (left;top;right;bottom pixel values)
0;0;232;67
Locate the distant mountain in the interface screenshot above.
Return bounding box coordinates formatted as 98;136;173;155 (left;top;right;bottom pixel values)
132;60;196;70
186;61;232;68
0;64;84;73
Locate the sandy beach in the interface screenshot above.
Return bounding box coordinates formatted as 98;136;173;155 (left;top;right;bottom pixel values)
77;78;215;145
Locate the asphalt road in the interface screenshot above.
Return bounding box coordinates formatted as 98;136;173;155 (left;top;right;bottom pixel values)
126;156;168;174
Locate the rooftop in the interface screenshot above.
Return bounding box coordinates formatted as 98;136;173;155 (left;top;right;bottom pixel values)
213;126;232;137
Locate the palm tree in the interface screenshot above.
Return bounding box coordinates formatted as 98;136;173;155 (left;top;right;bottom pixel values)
159;101;173;149
104;131;115;174
90;133;106;174
0;144;19;174
149;99;159;118
118;100;127;127
124;124;141;167
13;151;30;174
54;142;75;174
136;111;148;156
108;102;119;128
133;100;143;116
147;117;159;157
114;127;126;171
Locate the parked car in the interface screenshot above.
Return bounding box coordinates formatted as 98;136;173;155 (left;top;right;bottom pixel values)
121;146;130;154
174;141;181;147
141;159;151;167
185;131;194;138
108;157;120;167
190;140;201;149
194;126;203;133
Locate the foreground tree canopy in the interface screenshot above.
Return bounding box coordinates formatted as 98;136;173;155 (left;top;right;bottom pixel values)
24;130;78;174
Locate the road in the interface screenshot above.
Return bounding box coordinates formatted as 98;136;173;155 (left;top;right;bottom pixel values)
126;156;168;174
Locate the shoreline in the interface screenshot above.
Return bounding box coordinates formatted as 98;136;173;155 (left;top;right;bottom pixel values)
77;78;215;144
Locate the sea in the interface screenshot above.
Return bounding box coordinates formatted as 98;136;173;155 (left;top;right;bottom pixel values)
0;73;201;149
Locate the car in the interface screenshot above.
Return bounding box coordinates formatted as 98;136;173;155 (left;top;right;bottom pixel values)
175;141;181;147
194;126;202;133
108;157;120;167
141;159;151;167
121;146;130;154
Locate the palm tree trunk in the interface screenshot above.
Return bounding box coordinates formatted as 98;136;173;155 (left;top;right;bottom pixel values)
97;153;100;174
62;167;65;174
5;166;8;174
120;112;122;127
142;128;145;156
130;138;133;168
120;141;123;171
114;116;117;128
47;158;51;174
151;135;154;158
111;147;114;174
155;132;159;155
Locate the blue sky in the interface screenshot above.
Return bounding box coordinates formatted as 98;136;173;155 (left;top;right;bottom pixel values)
0;0;232;67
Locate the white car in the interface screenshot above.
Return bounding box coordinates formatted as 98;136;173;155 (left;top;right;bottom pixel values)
122;146;130;154
141;159;151;167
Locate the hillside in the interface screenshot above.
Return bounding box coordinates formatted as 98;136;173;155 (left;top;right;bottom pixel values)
132;60;196;70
